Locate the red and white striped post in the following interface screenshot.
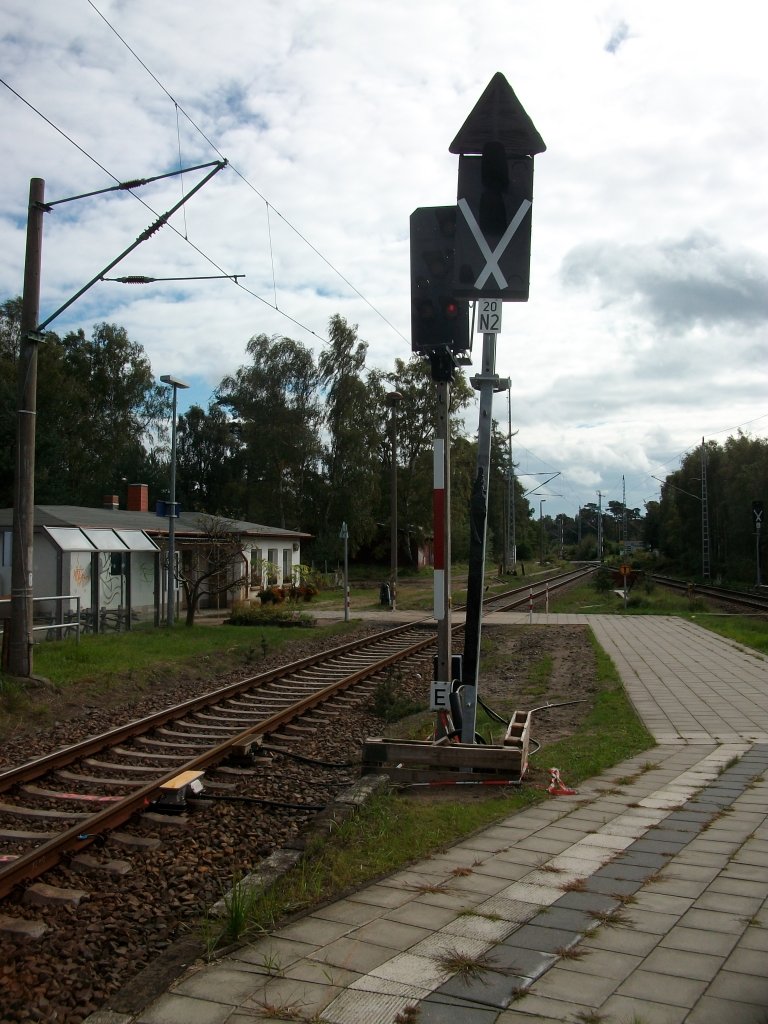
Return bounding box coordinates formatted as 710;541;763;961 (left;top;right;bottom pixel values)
433;439;446;618
433;381;452;735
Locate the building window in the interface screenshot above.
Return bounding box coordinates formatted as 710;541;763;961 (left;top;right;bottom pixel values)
267;548;278;585
1;531;11;567
282;548;291;582
250;548;263;588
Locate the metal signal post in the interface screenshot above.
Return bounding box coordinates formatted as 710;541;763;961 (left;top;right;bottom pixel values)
450;73;545;744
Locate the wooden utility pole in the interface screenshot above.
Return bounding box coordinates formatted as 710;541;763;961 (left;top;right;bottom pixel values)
8;179;45;677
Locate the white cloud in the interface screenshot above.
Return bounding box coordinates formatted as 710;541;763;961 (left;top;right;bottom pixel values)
1;0;767;518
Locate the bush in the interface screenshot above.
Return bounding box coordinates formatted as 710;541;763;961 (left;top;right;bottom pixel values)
593;566;614;593
258;586;285;605
227;605;314;628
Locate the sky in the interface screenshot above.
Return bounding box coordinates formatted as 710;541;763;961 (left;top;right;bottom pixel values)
1;0;767;520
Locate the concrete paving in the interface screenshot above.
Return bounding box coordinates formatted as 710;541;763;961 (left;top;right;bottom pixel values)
87;614;768;1024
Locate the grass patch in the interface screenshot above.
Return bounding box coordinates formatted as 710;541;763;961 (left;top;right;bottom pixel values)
15;621;352;689
525;653;554;696
0;620;357;739
691;614;768;656
549;581;710;616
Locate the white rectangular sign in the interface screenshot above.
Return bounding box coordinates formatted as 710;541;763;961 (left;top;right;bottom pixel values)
430;680;451;712
477;297;502;334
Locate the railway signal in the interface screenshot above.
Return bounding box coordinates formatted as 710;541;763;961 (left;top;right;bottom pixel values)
410;206;470;365
452;74;545;744
450;73;546;302
408;73;544;746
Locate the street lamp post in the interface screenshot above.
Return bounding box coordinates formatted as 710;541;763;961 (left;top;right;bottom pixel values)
385;391;402;610
539;498;547;565
160;375;189;626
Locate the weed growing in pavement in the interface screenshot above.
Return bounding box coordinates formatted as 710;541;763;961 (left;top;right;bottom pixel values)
588;907;630;928
256;950;285;977
560;878;587;892
408;881;451;895
555;945;587;959
574;1012;606;1024
434;948;504;983
702;808;732;830
449;866;473;877
250;998;311;1020
218;872;264;945
457;908;503;921
394;1006;422;1023
718;755;742;774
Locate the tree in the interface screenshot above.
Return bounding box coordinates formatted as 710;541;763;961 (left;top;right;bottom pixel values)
216;334;322;528
0;304;167;507
56;322;168;504
315;315;381;558
654;432;768;581
176;403;241;514
0;298;22;505
175;515;249;626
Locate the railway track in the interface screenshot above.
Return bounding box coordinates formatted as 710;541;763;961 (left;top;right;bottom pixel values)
651;573;768;614
0;567;591;901
0;622;437;899
483;565;595;613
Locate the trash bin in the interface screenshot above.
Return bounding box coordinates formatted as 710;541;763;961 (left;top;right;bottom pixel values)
379;583;391;606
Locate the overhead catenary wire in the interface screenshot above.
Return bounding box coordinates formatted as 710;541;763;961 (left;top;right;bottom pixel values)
0;72;332;344
85;0;408;344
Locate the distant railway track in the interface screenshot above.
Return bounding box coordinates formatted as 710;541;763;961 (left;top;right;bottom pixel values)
651;574;768;614
482;565;596;613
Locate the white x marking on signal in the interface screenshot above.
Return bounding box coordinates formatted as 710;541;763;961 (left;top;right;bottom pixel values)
458;197;532;289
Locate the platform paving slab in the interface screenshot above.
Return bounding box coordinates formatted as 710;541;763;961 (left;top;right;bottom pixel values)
135;993;232;1024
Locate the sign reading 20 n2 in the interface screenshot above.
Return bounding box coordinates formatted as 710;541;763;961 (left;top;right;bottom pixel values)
477;298;502;335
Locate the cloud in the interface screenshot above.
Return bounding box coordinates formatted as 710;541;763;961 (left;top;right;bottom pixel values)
559;232;768;331
604;19;631;54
